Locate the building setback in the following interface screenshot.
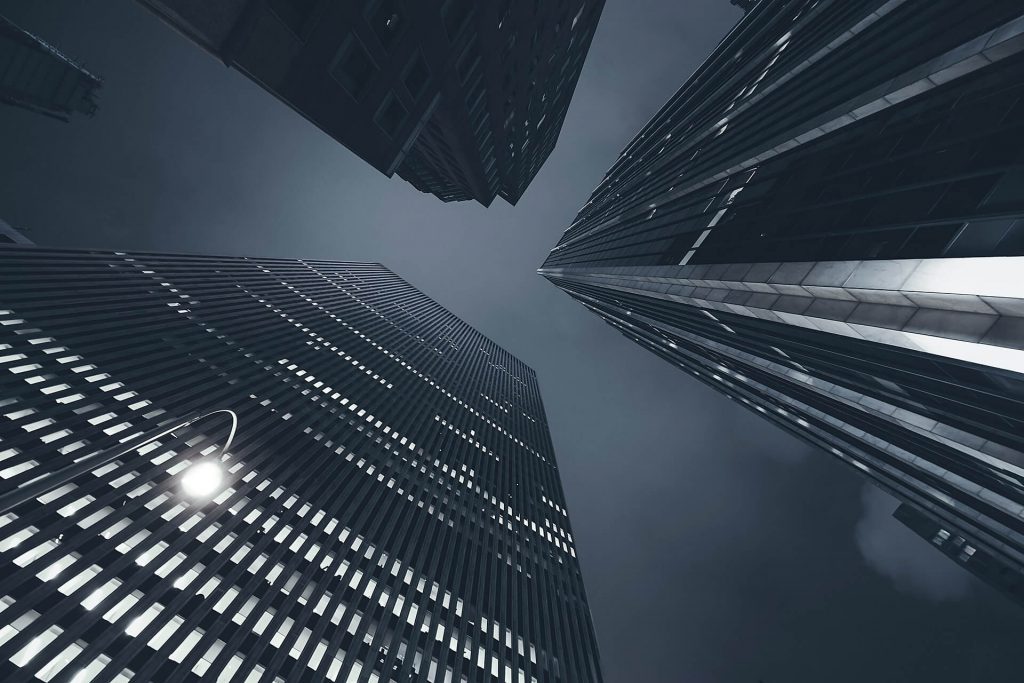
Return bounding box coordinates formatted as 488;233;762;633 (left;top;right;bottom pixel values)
541;0;1024;589
0;14;101;121
135;0;604;206
894;503;1024;607
0;246;603;682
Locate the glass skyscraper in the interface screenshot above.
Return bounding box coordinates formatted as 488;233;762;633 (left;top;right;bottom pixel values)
541;0;1024;589
0;246;602;682
135;0;604;206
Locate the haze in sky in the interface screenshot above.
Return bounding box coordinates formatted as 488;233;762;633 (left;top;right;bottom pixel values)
1;1;1021;680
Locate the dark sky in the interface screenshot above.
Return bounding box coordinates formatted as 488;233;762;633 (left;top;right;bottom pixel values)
2;1;1022;681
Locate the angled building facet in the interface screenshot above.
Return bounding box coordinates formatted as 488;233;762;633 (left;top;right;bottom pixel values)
0;14;101;121
894;503;1024;607
0;246;603;682
541;0;1024;589
135;0;605;206
0;219;33;245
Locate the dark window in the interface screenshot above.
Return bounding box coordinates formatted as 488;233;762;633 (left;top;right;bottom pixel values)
331;36;377;100
366;0;403;49
456;41;480;84
375;95;408;137
441;0;473;40
402;52;430;100
269;0;320;33
0;234;13;244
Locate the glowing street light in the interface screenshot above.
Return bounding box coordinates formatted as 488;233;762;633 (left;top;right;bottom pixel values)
180;460;225;499
0;409;238;516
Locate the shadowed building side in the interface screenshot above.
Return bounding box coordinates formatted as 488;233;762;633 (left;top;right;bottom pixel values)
134;0;604;206
541;0;1024;597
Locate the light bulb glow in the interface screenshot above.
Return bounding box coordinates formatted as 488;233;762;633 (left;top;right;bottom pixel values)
180;461;223;498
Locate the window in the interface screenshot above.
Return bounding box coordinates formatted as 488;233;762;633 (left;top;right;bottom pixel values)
375;95;408;138
269;0;320;33
403;52;430;100
441;0;473;40
456;41;480;84
330;36;378;100
366;0;403;49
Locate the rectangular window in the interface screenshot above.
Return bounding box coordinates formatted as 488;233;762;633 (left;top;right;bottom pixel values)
269;0;320;33
330;36;378;101
375;95;409;138
441;0;473;39
403;52;430;100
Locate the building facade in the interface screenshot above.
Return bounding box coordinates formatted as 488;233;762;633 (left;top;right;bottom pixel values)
0;247;602;682
894;503;1024;607
541;0;1024;585
135;0;604;206
0;14;101;121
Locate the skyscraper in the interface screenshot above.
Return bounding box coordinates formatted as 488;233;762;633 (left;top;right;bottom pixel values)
135;0;604;206
894;503;1024;607
0;246;602;682
0;14;101;121
541;0;1024;585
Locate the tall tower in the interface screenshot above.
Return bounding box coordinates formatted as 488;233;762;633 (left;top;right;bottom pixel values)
541;0;1024;588
0;246;603;682
0;14;101;121
135;0;605;206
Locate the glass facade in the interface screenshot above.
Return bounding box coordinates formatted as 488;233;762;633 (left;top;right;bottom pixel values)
135;0;605;206
0;247;602;682
541;0;1024;589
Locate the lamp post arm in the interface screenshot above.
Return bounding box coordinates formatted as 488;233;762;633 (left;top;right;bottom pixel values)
0;409;238;516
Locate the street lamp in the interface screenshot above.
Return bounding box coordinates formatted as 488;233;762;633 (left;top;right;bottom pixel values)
0;409;238;516
180;460;225;499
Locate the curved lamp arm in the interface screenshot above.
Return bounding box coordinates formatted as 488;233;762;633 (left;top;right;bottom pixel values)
0;409;238;516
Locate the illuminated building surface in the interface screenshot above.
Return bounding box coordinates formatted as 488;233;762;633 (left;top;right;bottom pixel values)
0;246;602;683
542;0;1024;587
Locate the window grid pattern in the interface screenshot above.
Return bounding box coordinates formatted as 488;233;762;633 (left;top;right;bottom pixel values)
539;0;1024;601
543;0;1024;269
136;0;605;207
0;247;602;683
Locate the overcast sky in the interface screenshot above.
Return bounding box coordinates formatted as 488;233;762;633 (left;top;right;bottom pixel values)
1;1;1022;680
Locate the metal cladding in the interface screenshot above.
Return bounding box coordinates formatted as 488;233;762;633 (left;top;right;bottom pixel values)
135;0;605;206
0;247;602;683
541;0;1024;591
0;14;101;121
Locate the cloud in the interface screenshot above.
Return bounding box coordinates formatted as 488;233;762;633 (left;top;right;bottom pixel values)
854;484;973;601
